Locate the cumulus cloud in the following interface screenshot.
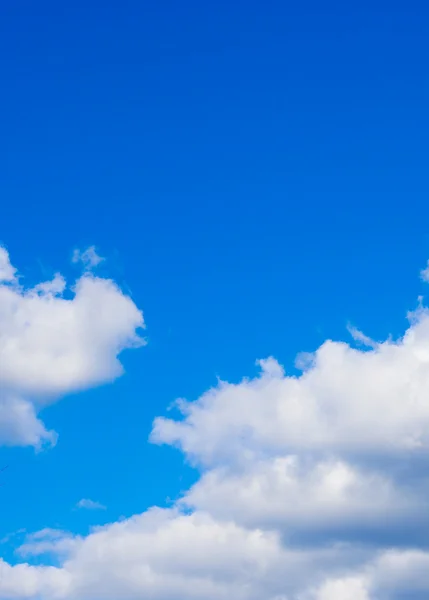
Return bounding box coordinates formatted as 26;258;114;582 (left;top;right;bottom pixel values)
0;510;369;600
151;311;429;462
76;499;106;511
0;246;144;448
2;514;429;600
2;253;429;600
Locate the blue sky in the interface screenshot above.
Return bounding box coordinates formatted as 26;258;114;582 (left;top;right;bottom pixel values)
1;1;429;598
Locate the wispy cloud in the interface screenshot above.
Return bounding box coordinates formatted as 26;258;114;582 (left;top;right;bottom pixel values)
347;323;377;348
72;245;104;270
76;498;106;511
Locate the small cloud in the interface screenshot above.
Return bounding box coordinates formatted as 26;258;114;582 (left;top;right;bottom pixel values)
420;260;429;282
257;357;285;378
0;528;26;545
347;324;377;349
76;498;106;511
32;273;66;297
72;246;104;270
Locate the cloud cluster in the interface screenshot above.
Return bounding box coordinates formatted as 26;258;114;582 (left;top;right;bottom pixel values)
0;246;144;448
1;246;429;599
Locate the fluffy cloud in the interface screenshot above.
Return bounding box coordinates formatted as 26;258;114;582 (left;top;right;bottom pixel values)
0;510;370;600
151;313;429;462
0;246;144;448
3;514;429;600
2;249;429;600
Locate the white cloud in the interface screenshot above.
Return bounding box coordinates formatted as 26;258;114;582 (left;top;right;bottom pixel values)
0;560;71;599
0;246;144;448
310;576;371;600
3;514;429;600
76;499;106;511
151;310;429;464
0;510;368;600
0;395;57;448
72;246;104;270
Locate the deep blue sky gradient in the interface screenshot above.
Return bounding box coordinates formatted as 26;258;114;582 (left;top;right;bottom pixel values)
1;0;428;560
